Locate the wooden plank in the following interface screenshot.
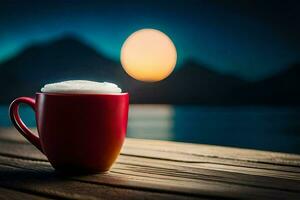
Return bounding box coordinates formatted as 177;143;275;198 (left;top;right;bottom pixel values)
1;128;300;169
0;187;51;200
0;141;300;199
1;128;300;199
0;129;300;176
123;139;300;166
0;137;300;183
0;154;299;200
0;159;200;200
1;129;300;183
1;142;299;193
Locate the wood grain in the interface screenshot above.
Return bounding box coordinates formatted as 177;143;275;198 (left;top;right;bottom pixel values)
0;157;201;200
0;128;300;199
0;187;51;200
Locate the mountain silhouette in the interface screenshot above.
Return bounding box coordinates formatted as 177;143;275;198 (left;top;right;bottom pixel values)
125;60;246;104
237;63;300;105
0;35;299;105
0;35;122;102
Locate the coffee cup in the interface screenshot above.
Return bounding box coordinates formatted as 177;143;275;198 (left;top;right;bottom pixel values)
9;90;129;173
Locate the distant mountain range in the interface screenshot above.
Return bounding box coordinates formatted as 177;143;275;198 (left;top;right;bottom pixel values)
0;35;299;105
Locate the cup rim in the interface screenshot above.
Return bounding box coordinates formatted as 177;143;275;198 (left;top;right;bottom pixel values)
36;92;128;96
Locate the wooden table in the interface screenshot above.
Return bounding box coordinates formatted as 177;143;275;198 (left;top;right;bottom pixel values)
0;128;299;199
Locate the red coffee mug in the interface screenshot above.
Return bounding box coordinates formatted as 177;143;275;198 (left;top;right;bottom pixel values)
9;92;129;173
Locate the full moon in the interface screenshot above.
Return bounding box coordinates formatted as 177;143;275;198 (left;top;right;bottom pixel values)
121;29;177;82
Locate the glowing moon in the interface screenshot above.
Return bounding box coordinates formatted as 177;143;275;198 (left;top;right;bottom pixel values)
121;29;177;82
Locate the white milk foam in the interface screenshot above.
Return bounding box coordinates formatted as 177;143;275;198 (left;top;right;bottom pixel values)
41;80;122;94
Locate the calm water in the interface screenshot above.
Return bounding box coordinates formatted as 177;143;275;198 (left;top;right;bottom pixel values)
1;105;300;154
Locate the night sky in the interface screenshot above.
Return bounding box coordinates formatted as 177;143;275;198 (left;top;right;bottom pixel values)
0;0;299;80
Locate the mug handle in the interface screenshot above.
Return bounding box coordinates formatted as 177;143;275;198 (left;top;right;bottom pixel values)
9;97;43;153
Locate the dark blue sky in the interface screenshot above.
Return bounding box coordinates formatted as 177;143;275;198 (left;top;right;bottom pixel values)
0;0;299;80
